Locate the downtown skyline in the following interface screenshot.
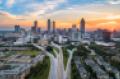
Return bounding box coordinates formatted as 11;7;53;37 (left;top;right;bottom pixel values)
0;0;120;31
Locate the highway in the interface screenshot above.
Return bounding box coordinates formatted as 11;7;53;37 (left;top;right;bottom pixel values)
32;43;76;79
51;42;65;79
65;48;77;79
32;43;58;79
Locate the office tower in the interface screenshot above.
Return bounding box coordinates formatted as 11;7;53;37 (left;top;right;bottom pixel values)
34;20;38;32
37;27;41;33
94;29;104;41
112;30;120;38
32;20;38;33
72;24;77;32
103;30;111;42
70;24;81;41
34;20;38;29
94;29;111;42
80;18;85;38
47;19;51;33
14;25;21;33
53;21;56;33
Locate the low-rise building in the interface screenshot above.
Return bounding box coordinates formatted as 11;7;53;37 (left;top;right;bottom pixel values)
85;58;109;79
8;55;32;64
95;56;120;79
54;35;68;44
75;58;89;79
0;63;30;79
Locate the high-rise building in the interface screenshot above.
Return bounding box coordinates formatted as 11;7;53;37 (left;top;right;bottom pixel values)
53;21;56;33
14;25;21;33
37;27;41;33
48;19;51;33
34;20;38;28
31;20;38;33
70;24;81;41
72;24;77;32
80;18;85;38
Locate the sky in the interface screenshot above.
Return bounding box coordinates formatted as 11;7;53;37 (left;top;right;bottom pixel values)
0;0;120;31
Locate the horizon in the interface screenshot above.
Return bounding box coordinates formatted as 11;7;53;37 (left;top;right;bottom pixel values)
0;19;119;32
0;0;120;31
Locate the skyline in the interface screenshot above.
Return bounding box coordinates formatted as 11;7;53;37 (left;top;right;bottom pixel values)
0;0;120;31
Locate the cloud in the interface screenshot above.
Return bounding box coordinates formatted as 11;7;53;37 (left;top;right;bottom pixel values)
0;10;16;19
44;3;115;21
97;21;118;26
24;0;67;16
0;10;29;20
107;0;120;4
6;0;15;7
106;15;120;20
0;0;120;22
0;0;67;20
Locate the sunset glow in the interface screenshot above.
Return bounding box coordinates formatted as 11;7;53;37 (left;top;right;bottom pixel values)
0;0;120;31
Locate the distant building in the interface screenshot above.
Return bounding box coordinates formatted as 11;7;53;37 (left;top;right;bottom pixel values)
112;30;120;38
94;29;104;41
14;25;21;33
53;21;56;33
31;20;38;33
34;20;38;28
103;30;111;42
37;27;41;33
94;29;111;42
111;30;120;41
70;24;81;42
48;19;52;33
80;18;85;38
54;34;68;44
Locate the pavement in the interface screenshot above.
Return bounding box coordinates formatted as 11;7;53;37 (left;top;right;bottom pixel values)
32;43;76;79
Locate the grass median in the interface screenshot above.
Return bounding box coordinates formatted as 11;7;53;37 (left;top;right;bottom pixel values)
62;47;69;70
25;56;50;79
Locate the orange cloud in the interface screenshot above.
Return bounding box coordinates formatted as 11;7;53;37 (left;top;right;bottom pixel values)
86;18;120;31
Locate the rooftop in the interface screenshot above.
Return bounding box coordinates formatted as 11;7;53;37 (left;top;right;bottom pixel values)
0;63;30;75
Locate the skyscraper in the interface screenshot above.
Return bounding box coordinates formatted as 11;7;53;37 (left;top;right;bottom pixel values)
53;21;56;33
14;25;21;33
70;24;81;41
32;20;38;33
80;18;85;38
34;20;38;29
48;19;51;33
